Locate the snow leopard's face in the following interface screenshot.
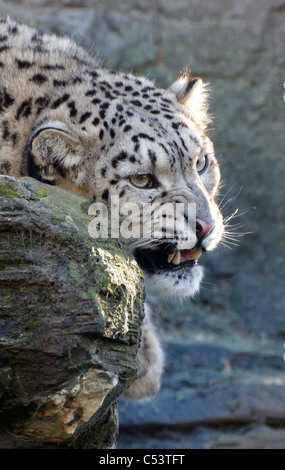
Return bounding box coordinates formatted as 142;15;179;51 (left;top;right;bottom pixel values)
99;120;223;299
85;76;224;299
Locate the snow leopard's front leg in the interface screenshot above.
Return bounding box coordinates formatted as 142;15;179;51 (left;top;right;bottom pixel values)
124;301;164;400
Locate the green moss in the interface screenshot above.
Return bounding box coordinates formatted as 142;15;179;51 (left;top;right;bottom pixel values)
55;234;69;244
0;182;23;199
26;320;42;328
0;262;7;271
25;310;45;328
80;287;100;302
69;262;84;283
33;187;48;198
3;294;11;304
51;216;61;225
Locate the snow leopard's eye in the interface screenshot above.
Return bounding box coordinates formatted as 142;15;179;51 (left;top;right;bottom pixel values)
196;155;209;174
129;174;154;188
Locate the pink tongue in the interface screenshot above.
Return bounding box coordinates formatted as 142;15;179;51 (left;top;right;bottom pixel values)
180;249;192;263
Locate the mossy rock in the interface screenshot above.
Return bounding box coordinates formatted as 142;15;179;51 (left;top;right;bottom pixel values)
0;175;144;448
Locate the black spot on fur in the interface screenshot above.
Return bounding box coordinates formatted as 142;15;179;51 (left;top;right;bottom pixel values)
102;189;109;201
72;76;82;85
16;98;32;120
35;96;50;115
16;59;35;69
0;45;10;53
30;74;48;85
141;86;155;92
53;79;68;87
100;81;112;90
112;151;128;168
50;93;70;109
100;102;110;110
92;117;100;126
159;143;170;155
85;89;97;97
138;133;155;142
67;100;77;117
180;137;188;151
2;120;9;139
119;189;125;198
40;64;65;70
92;98;101;105
12;133;18;146
148;150;157;167
87;70;99;79
99;129;104;140
79;111;92;123
131;100;142;107
105;91;116;100
123;125;132;132
0;90;14;112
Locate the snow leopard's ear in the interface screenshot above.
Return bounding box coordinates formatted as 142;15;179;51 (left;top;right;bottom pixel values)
169;70;210;128
30;121;81;167
29;121;83;183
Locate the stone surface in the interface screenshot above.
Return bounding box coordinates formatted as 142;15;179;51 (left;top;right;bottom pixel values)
0;176;144;448
0;0;284;449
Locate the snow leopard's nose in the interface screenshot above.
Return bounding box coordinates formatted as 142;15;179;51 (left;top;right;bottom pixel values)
196;218;215;241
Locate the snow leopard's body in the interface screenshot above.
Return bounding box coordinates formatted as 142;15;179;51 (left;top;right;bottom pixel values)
0;17;224;399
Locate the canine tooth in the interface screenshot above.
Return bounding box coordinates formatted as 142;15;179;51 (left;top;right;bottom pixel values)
167;252;176;263
172;251;181;265
190;248;203;260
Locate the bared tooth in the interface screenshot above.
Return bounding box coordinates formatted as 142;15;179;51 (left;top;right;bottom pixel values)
172;251;181;265
190;247;203;260
168;252;176;263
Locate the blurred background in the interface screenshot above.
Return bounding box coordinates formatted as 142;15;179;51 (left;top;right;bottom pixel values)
1;0;284;449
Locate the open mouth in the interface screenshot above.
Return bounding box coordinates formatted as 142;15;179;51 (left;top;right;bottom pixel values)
134;243;204;274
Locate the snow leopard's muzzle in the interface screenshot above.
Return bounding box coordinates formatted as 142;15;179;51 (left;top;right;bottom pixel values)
128;217;221;299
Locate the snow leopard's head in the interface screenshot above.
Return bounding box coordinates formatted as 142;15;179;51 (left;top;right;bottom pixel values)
30;70;224;299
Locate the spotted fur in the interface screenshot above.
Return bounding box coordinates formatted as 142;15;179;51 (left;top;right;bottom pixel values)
0;17;224;399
